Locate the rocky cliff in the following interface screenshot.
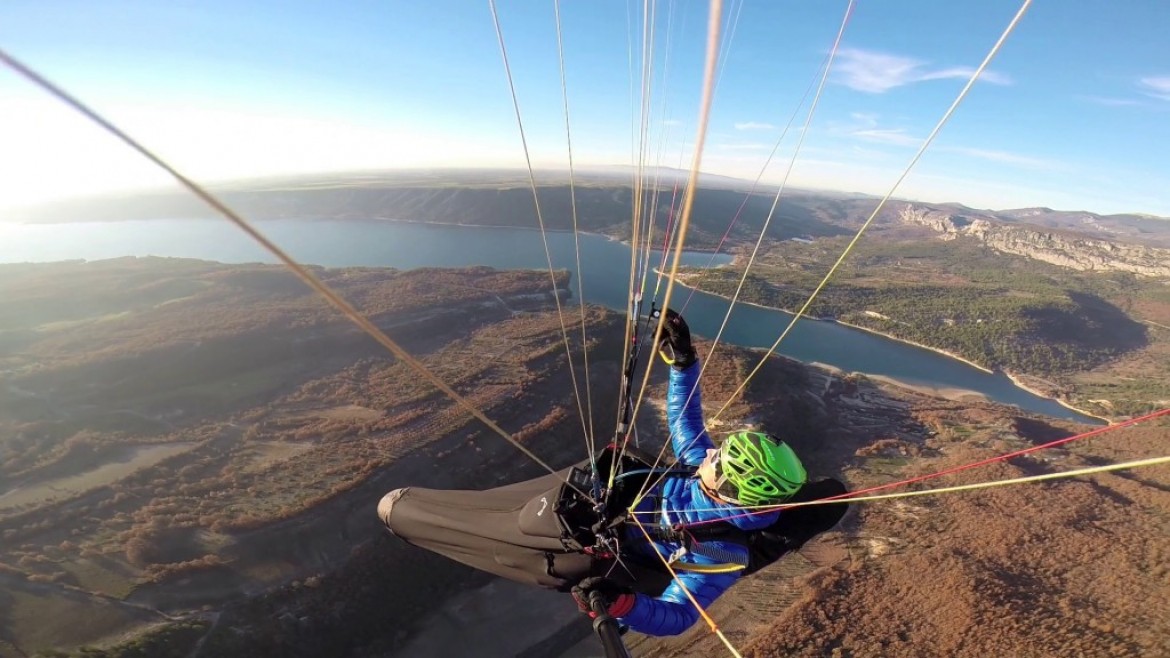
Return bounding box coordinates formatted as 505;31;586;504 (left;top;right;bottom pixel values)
899;204;1170;277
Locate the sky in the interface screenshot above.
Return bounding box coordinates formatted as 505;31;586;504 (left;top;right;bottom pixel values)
1;0;1168;217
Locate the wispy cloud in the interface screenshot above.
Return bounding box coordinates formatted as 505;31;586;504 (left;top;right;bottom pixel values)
849;145;898;162
1079;95;1142;107
834;48;1012;93
851;129;920;147
716;142;771;151
1139;76;1170;100
734;121;777;131
831;112;1059;170
942;146;1059;170
663;119;683;127
829;113;921;147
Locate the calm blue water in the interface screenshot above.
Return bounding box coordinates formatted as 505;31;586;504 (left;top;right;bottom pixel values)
0;219;1099;423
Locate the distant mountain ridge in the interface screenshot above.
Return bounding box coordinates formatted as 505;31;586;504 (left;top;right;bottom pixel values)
10;169;1169;252
899;204;1170;277
994;205;1170;239
921;202;1170;243
7;170;851;250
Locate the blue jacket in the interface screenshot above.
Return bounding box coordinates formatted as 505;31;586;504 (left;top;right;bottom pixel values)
618;361;780;636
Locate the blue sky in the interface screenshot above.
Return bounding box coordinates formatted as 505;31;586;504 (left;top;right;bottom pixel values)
1;0;1167;216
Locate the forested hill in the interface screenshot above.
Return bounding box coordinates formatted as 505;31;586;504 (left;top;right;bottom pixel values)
685;231;1170;418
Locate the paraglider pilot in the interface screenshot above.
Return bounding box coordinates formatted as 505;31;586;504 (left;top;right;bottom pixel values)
378;309;847;636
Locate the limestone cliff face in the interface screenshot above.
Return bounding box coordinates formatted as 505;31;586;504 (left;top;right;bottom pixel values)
899;205;1170;277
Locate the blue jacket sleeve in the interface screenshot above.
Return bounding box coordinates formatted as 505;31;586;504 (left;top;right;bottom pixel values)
666;362;712;467
619;570;738;636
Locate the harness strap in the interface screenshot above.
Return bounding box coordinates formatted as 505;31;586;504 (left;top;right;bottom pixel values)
686;541;749;567
645;523;750;573
669;561;746;574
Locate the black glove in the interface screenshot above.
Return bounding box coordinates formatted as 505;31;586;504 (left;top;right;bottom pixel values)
657;308;697;369
571;577;636;619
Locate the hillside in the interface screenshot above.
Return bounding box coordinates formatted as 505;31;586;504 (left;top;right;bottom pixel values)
742;414;1170;658
0;258;603;655
1;258;1167;658
610;404;1170;658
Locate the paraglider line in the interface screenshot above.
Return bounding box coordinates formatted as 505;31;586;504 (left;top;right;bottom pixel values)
614;0;650;454
712;0;1034;423
554;0;599;461
629;515;745;658
677;46;834;316
651;406;1170;523
649;140;688;300
639;454;1170;520
608;0;723;491
637;0;684;315
817;406;1170;503
711;0;745;100
631;0;855;509
489;0;595;459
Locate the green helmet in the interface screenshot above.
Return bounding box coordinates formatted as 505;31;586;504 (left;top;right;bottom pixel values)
715;431;806;506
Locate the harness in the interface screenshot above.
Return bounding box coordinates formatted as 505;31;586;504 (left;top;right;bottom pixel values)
633;474;853;576
538;442;851;580
641;499;752;574
548;452;748;571
603;465;753;574
546;448;846;578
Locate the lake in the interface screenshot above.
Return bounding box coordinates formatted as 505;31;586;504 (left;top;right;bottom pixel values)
0;218;1100;423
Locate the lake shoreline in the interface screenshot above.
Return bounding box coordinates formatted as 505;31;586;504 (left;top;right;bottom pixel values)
31;215;727;254
3;219;1098;423
675;278;1109;424
365;217;732;253
669;275;993;372
832;318;994;374
1003;371;1113;424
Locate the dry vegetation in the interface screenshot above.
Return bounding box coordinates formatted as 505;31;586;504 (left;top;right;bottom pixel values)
612;366;1169;658
0;257;615;654
736;414;1170;658
1;258;1166;658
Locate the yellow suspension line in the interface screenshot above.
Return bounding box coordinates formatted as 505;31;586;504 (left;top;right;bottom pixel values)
629;515;745;658
609;0;724;491
488;0;594;456
634;454;1170;518
630;0;855;511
